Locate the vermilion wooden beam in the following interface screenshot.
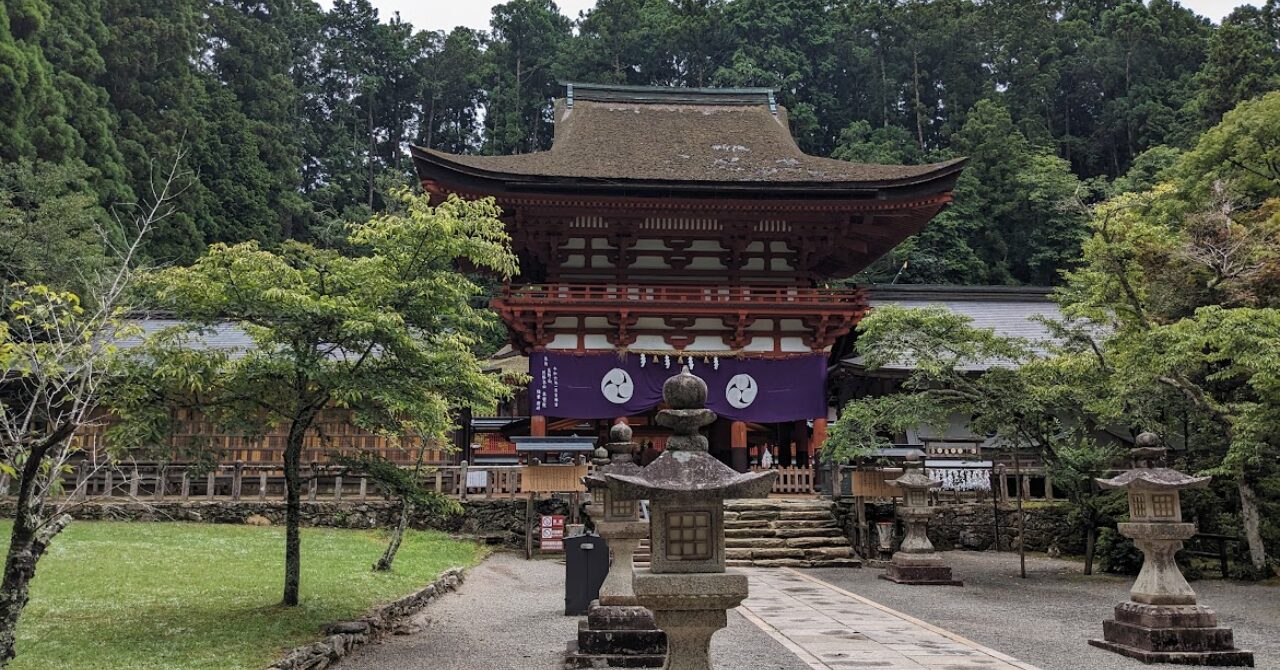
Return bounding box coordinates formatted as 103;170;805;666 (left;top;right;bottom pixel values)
731;421;749;473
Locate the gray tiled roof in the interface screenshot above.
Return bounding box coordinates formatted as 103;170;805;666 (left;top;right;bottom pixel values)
115;319;254;356
842;285;1062;372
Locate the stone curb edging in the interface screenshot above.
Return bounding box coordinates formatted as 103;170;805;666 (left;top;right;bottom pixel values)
266;566;467;670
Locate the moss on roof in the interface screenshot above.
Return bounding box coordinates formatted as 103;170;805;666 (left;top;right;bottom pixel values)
417;97;962;186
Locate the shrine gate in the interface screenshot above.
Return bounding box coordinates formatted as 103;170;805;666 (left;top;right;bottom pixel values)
412;83;964;474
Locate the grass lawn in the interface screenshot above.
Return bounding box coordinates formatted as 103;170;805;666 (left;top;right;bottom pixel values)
3;520;485;670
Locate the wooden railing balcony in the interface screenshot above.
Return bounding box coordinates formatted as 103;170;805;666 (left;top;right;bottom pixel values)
493;282;870;352
496;283;868;312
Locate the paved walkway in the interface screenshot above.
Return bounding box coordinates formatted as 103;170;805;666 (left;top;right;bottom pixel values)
810;551;1277;670
740;568;1040;670
340;552;809;670
341;551;1278;670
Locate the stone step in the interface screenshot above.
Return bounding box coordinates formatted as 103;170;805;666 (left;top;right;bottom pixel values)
725;537;787;549
774;527;843;538
725;510;780;522
725;536;848;549
727;547;806;560
724;501;832;512
723;519;837;530
727;557;862;569
802;546;855;560
725;527;843;539
783;536;848;549
622;504;858;568
725;546;855;560
778;511;837;521
727;507;834;517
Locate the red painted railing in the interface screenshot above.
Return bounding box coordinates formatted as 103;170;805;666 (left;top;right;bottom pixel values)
499;283;867;309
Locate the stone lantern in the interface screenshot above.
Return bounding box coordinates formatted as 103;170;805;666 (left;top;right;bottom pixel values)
586;421;648;605
567;421;667;669
605;367;775;670
880;452;962;586
1088;432;1253;666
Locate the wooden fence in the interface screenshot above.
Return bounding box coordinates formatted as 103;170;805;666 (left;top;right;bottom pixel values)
70;407;457;467
751;466;816;495
0;461;820;503
14;461;528;503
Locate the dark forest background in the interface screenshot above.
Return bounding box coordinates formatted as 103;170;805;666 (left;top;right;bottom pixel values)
3;0;1279;286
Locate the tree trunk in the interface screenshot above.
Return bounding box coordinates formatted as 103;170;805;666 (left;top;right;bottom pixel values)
878;44;888;128
373;499;410;572
425;98;436;150
1084;522;1097;576
1064;98;1071;163
375;442;429;573
912;49;925;151
0;513;69;665
1237;477;1267;573
514;54;523;154
0;427;75;664
1124;50;1134;161
281;403;325;606
367;98;375;209
282;426;303;606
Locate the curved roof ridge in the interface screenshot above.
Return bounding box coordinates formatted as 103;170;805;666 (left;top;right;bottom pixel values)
562;81;777;107
413;83;966;193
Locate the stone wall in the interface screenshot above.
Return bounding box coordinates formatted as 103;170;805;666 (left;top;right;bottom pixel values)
0;497;572;549
267;567;466;670
833;500;1087;556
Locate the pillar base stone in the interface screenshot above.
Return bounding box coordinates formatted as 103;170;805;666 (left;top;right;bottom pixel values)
1088;602;1253;667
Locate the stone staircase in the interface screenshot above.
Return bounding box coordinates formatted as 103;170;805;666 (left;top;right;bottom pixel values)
634;499;861;569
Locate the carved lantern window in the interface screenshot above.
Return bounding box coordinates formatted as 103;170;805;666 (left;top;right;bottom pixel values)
608;497;638;521
1128;489;1183;523
665;511;712;561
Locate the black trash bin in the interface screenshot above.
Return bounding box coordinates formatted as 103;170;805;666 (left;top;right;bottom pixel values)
564;534;609;615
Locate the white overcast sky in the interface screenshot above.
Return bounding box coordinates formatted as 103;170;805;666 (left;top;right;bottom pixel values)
323;0;1246;33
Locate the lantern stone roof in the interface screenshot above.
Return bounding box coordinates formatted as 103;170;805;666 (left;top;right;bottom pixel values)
412;83;965;198
1096;468;1211;491
605;450;775;502
889;469;939;490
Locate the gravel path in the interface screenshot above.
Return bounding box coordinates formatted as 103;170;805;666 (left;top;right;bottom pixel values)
807;551;1279;670
340;551;810;670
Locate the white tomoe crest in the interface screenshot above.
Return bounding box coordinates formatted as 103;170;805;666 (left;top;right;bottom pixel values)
724;374;759;409
601;368;635;404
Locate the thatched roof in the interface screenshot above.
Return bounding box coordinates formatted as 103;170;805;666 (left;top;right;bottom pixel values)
413;83;964;196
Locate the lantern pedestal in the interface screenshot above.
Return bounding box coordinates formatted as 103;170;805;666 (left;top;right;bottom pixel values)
881;554;963;586
1088;522;1253;666
633;571;748;670
1089;602;1254;666
565;604;668;669
1089;435;1253;666
596;519;649;606
567;423;667;669
1124;522;1199;605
